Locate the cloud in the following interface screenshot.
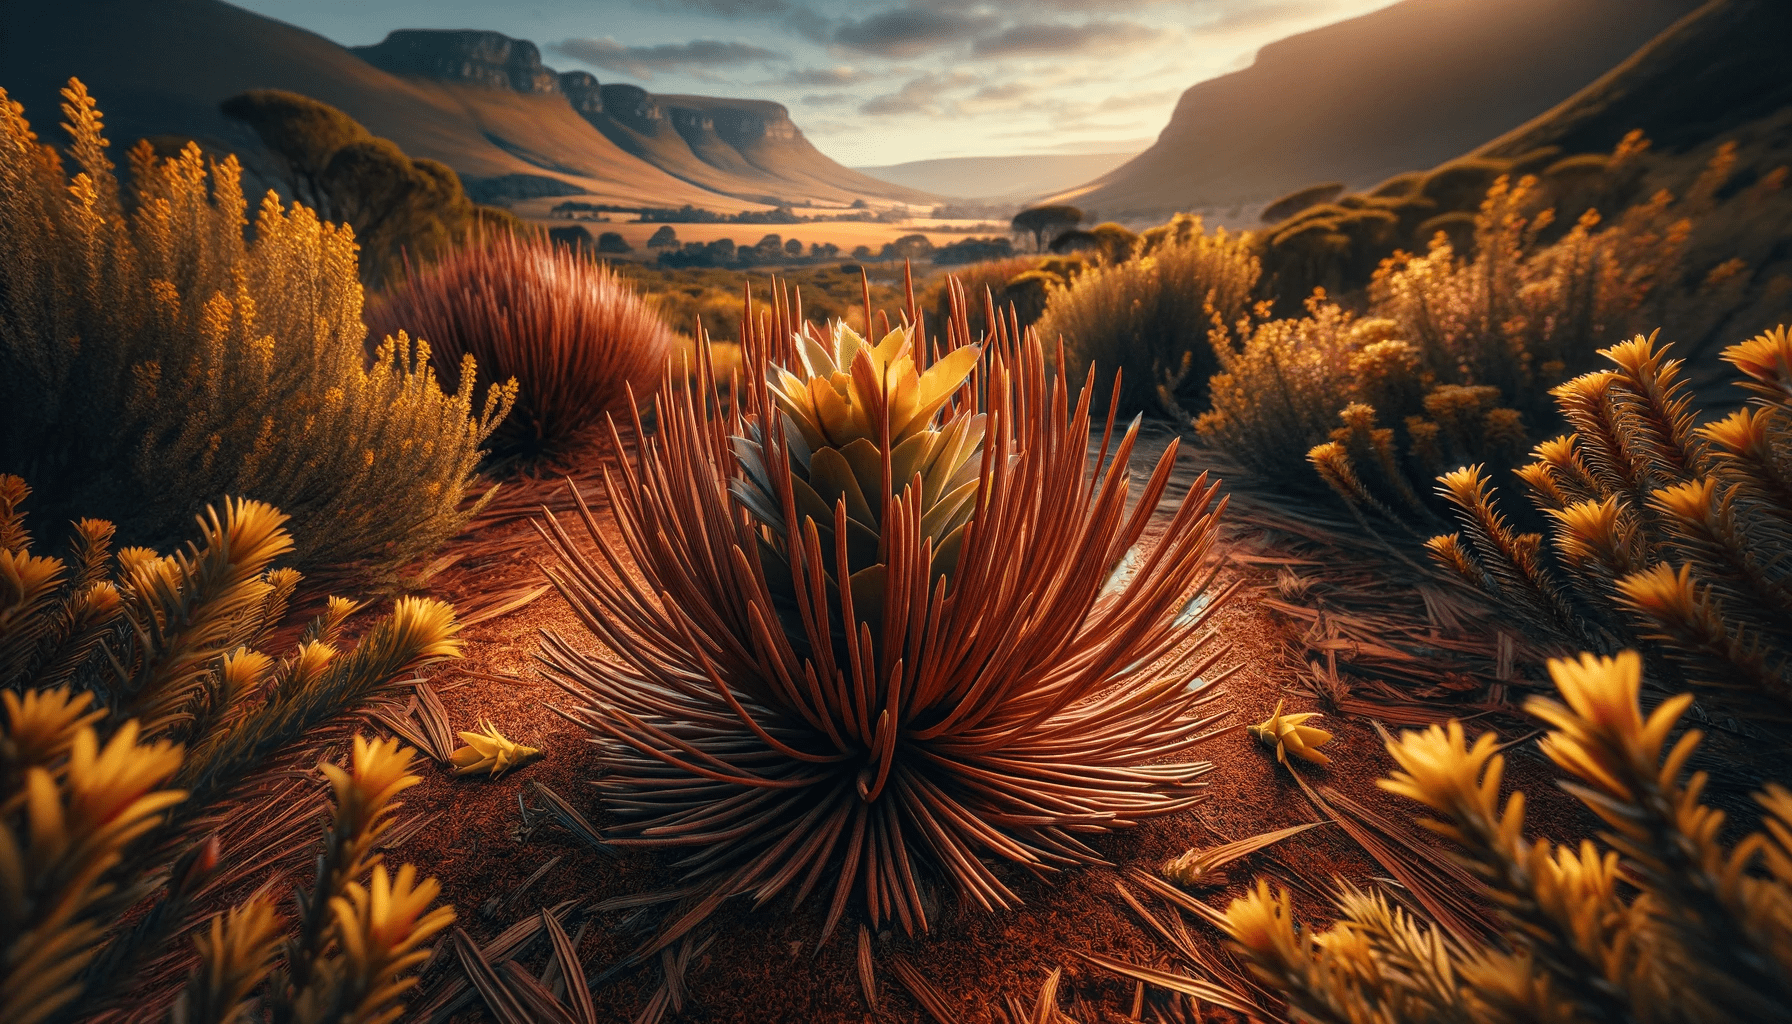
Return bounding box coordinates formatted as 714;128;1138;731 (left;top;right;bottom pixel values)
664;0;792;13
970;20;1168;58
799;92;856;107
660;0;837;44
954;81;1040;115
779;65;876;86
833;8;993;59
1198;0;1343;33
857;70;978;117
551;37;783;79
1093;87;1182;112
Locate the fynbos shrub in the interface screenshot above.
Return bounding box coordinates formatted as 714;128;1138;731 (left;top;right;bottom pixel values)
0;81;515;583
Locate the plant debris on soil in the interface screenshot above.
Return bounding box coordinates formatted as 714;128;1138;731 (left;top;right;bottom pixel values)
352;420;1598;1024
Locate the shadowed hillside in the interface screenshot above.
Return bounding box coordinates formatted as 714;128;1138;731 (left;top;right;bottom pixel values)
0;3;932;211
1044;0;1700;218
1474;0;1792;159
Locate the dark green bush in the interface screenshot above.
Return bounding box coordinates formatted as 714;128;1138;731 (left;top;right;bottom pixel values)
1262;181;1345;223
221;89;512;288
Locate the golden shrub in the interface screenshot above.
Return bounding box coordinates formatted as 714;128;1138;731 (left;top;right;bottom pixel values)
1;478;460;1021
1195;296;1362;481
0;80;514;583
1428;330;1792;732
1225;650;1792;1024
1038;218;1259;418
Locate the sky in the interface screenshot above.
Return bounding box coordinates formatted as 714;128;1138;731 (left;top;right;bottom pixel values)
229;0;1404;166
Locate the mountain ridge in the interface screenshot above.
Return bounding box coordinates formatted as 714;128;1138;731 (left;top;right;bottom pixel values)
0;3;931;212
1043;0;1701;218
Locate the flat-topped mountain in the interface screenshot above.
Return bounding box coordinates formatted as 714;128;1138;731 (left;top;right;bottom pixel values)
0;4;931;211
352;30;562;95
1044;0;1700;218
347;27;927;207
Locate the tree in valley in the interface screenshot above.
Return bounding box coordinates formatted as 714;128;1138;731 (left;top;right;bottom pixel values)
1011;204;1083;251
221;89;510;287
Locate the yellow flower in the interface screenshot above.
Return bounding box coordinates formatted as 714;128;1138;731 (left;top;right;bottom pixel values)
1248;700;1333;766
449;720;541;778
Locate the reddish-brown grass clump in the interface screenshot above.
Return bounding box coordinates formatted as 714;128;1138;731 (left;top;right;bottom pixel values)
369;233;673;460
532;279;1240;966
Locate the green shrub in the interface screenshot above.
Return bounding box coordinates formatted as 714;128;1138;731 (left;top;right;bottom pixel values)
918;255;1054;336
1414;209;1478;249
1049;221;1139;262
1261;216;1356;308
0;478;461;1022
0;81;514;584
1417;158;1515;211
367;232;671;461
1038;219;1259;418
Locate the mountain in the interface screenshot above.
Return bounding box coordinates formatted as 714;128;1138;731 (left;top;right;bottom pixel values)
852;153;1141;203
0;2;932;211
1041;0;1701;218
352;31;932;208
1473;0;1792;160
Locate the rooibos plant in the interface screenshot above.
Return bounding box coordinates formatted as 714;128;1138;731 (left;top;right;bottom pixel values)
535;282;1239;952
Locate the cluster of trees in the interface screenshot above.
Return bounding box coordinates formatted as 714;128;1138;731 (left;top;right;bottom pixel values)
220;90;517;287
548;224;634;254
651;231;963;269
655;233;847;269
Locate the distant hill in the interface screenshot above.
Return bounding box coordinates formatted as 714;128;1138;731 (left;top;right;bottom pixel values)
853;153;1141;203
0;3;933;211
1042;0;1701;218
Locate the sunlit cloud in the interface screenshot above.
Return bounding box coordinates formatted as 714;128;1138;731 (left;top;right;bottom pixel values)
970;20;1169;58
832;8;995;58
551;37;783;80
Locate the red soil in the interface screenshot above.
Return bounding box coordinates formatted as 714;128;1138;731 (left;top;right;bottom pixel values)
382;429;1597;1024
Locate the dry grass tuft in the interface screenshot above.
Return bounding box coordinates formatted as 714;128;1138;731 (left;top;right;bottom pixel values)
368;233;673;462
